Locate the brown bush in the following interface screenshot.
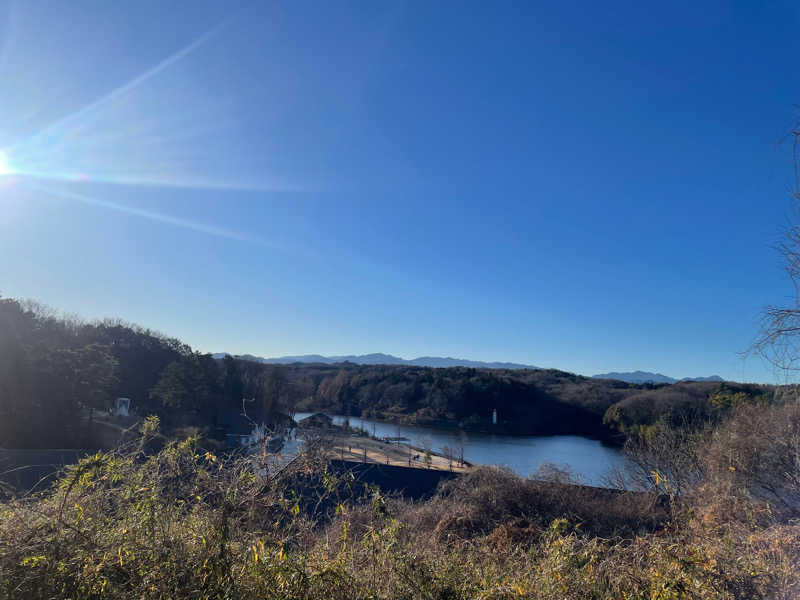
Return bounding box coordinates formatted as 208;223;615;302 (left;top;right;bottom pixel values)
410;465;667;544
1;412;799;599
697;402;800;523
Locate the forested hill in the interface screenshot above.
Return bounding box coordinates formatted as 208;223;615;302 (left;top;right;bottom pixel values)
0;297;779;449
0;297;290;448
286;363;776;441
215;352;538;370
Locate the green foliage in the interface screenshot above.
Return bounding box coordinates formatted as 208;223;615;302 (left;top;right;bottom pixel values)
148;355;218;419
0;299;125;446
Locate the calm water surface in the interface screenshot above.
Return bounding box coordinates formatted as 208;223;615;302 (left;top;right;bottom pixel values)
295;412;626;486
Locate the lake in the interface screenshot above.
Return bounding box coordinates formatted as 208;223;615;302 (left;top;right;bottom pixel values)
295;412;627;486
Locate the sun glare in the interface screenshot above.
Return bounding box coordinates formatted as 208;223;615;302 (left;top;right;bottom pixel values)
0;151;11;176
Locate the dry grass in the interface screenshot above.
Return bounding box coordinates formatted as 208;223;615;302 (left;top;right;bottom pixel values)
1;410;799;599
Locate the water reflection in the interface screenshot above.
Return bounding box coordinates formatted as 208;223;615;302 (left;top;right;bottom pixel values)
295;412;626;487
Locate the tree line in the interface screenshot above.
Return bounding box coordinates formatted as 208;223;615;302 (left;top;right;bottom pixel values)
0;295;779;449
0;297;290;448
289;361;775;440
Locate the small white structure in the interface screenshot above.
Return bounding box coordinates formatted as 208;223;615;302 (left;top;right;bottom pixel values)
114;397;131;417
492;408;497;425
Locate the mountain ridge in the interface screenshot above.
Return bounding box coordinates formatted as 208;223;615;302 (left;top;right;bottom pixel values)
212;352;538;370
212;354;723;383
592;370;724;384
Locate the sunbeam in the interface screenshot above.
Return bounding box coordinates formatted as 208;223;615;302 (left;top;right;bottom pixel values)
27;182;277;247
16;21;230;146
2;18;304;193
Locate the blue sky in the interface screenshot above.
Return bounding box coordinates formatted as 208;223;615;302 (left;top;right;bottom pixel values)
1;1;799;382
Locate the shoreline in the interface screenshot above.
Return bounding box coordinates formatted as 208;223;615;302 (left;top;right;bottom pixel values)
298;410;625;447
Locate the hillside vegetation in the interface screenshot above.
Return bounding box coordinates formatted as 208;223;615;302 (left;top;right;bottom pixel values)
0;297;288;448
2;296;799;598
290;362;773;442
1;401;799;599
0;296;777;448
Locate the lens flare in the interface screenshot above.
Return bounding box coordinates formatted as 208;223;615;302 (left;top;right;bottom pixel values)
1;19;302;193
0;150;11;176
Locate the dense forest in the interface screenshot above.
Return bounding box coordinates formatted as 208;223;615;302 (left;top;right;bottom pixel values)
0;297;289;448
290;362;775;441
0;295;778;449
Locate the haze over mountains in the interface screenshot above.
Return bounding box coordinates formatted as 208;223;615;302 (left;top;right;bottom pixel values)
212;352;537;370
592;371;724;384
212;353;723;383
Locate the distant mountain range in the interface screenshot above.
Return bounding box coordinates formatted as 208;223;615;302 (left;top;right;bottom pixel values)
592;371;724;384
212;352;538;370
213;353;725;384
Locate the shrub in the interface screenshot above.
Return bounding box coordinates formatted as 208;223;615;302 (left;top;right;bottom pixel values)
0;412;798;599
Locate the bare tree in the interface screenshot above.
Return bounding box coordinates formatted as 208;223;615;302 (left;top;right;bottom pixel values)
752;123;800;374
419;436;432;469
440;446;457;470
698;402;800;515
458;430;468;467
623;419;706;499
